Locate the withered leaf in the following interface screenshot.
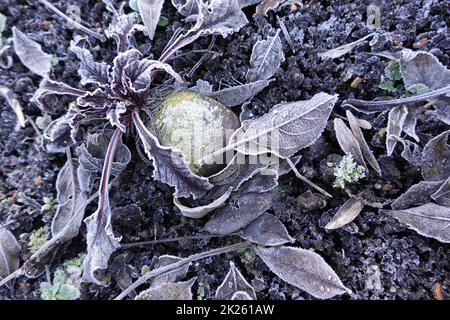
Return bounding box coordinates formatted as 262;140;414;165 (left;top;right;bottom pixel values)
133;110;212;199
346;110;381;175
208;79;273;107
0;85;25;129
325;198;364;230
51;160;91;238
227;92;337;159
22;158;91;278
135;277;197;300
238;212;294;246
231;291;253;300
318;33;374;60
238;169;279;194
432;176;450;207
174;187;232;219
246;30;285;82
138;0;164;40
384;203;450;243
206;153;272;199
0;227;20;281
255;0;282;16
215;261;256;300
391;181;443;210
403;107;420;142
386;106;408;156
398;138;422;165
333;118;367;170
421;130;450;181
205;192;274;235
344;84;450;114
151;255;191;288
400;49;450;91
12;27;51;77
171;0;198;16
254;246;351;299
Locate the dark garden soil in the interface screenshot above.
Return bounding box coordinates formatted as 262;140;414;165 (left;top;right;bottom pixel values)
0;0;449;300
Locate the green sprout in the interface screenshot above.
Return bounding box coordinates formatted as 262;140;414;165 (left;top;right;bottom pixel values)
196;282;206;300
41;196;57;213
141;265;150;276
333;154;366;189
40;269;80;300
28;226;50;253
379;60;430;96
40;254;84;300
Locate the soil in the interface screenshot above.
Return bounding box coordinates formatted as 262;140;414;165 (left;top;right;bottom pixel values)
0;0;449;300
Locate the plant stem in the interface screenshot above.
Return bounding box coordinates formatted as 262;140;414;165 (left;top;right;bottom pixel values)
114;241;254;300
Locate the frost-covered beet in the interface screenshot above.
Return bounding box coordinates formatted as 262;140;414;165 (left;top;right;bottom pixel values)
151;91;240;176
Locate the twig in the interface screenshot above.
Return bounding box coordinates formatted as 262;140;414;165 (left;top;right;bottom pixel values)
186;35;217;78
119;233;235;249
114;241;254;300
286;157;332;198
37;0;105;41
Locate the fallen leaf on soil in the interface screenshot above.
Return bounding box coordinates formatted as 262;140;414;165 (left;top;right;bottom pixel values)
421;130;450;181
171;0;198;16
318;33;374;60
205;192;274;235
343;85;450;113
256;0;282;16
391;181;443;210
205;79;274;107
246;29;285;82
325;198;365;230
386;105;408;156
0;227;20;282
384;203;450;243
135;277;197;300
432;176;450;207
174;187;232;219
0;85;25;129
334;118;367;171
12;27;51;77
346;110;381;175
237;169;279;194
254;246;351;299
215;261;256;300
151;255;191;288
230;92;337;158
238;212;294;246
400;49;450;91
